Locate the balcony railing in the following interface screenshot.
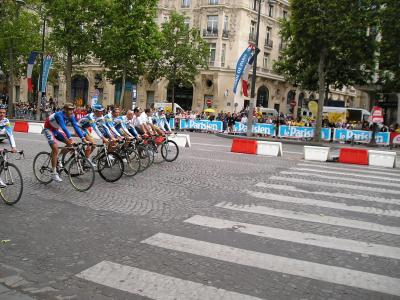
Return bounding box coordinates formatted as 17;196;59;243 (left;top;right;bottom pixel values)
208;0;219;5
279;42;287;51
181;3;190;8
264;39;273;49
222;30;229;38
203;28;219;37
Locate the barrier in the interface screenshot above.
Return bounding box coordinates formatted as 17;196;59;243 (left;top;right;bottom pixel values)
333;129;390;146
234;122;276;136
368;150;396;168
231;139;257;154
304;146;330;162
257;141;283;156
28;122;44;134
278;126;331;141
13;121;29;133
170;134;191;148
339;148;368;165
180;119;223;132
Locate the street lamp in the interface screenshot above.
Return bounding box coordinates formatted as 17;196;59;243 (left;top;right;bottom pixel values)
246;0;277;136
37;8;46;121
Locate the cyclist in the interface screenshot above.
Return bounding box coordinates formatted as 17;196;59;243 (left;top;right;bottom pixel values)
104;108;123;140
155;107;172;133
43;103;89;182
78;104;109;163
112;107;135;140
0;104;17;188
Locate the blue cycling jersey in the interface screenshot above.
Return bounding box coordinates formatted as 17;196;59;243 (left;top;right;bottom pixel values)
104;113;121;138
47;111;84;139
0;118;16;148
78;113;104;138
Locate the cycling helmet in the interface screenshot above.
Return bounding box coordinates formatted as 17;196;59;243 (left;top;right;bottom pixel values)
92;104;104;111
158;107;164;112
0;104;7;110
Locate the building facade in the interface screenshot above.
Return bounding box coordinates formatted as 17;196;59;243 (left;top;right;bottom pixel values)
8;0;370;116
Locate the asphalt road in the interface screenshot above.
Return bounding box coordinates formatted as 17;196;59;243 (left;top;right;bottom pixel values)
0;132;399;300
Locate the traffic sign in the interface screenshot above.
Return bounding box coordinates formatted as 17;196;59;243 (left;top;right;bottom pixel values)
206;99;212;106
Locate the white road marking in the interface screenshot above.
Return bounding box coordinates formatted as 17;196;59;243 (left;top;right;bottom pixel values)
297;163;400;176
246;190;400;217
280;171;400;188
184;215;400;260
255;183;400;205
284;151;303;155
298;162;400;173
142;233;400;297
77;261;262;300
290;167;400;182
270;176;400;195
215;202;400;236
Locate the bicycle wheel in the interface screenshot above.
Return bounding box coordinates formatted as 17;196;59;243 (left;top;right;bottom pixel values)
123;149;141;177
1;163;23;205
161;140;179;162
97;152;124;182
137;144;151;171
68;156;95;192
33;151;53;184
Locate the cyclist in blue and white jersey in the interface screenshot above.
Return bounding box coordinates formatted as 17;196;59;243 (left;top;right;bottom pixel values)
112;107;135;139
0;105;17;187
43;103;89;182
155;107;172;133
104;108;123;140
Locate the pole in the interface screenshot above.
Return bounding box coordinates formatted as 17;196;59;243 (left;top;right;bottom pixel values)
246;0;262;136
37;17;45;121
397;93;400;125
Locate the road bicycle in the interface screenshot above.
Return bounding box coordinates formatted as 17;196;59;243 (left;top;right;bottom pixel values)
0;149;24;205
114;139;141;177
33;143;95;192
144;133;179;163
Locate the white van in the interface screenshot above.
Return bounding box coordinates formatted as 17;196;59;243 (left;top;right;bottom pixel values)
154;102;184;114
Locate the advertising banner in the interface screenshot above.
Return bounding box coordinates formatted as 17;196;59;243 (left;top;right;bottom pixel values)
333;129;390;145
180;119;223;132
234;122;276;136
278;125;331;141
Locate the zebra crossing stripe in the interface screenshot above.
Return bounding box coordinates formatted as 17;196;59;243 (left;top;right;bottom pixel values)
255;183;400;206
297;162;400;173
215;202;400;236
290;167;400;182
184;215;400;260
280;171;400;188
77;261;263;300
142;233;400;296
246;190;400;217
270;176;400;195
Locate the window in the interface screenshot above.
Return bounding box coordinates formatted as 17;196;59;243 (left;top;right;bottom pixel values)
184;17;190;28
207;15;219;34
208;0;219;4
250;20;256;40
263;53;270;69
221;44;226;67
209;43;216;65
223;15;228;37
266;27;272;42
182;0;190;8
251;0;259;11
268;4;274;17
283;10;288;20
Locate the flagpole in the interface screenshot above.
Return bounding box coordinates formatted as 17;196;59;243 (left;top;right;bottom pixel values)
37;16;45;121
246;0;263;136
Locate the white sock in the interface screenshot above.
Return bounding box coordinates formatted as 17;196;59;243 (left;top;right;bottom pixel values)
52;168;57;174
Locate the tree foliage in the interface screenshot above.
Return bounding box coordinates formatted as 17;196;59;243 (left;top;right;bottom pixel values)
95;0;159;108
274;0;378;141
378;0;400;92
43;0;102;101
0;0;40;81
148;12;209;110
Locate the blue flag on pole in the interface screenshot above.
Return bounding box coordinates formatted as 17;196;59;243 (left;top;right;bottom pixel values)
41;55;53;93
233;46;253;94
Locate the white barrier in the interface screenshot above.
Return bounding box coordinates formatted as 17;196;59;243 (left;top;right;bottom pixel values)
28;122;44;134
304;146;331;162
170;134;191;148
257;141;283;156
368;150;396;168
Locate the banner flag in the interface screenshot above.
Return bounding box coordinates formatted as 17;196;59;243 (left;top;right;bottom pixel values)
27;51;39;93
41;55;53;93
233;45;253;94
241;48;260;97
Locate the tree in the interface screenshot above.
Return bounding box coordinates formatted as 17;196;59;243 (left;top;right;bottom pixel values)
148;12;209;112
43;0;102;102
95;0;159;110
378;0;400;93
0;0;40;116
275;0;377;142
